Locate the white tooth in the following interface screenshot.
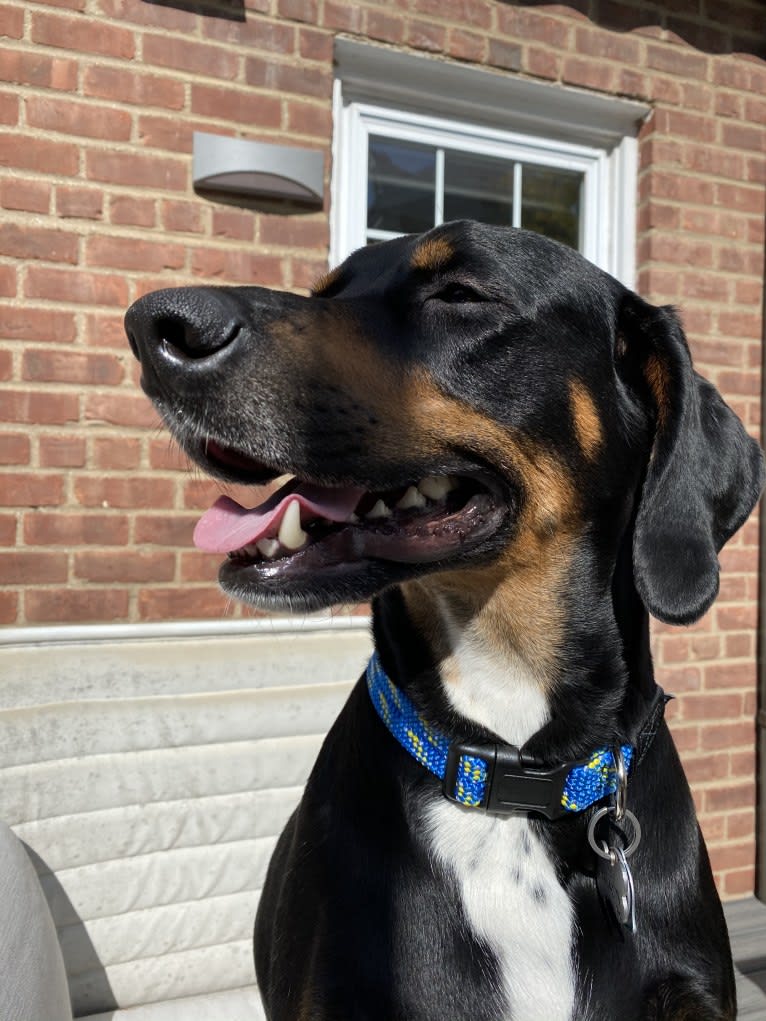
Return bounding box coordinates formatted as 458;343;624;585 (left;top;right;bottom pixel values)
396;485;427;510
418;476;452;501
277;499;308;550
365;499;391;519
256;538;281;559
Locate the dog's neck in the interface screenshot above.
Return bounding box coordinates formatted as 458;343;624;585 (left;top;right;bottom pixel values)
372;529;654;763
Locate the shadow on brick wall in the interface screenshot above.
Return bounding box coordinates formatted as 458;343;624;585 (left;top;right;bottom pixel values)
144;0;245;21
507;0;765;58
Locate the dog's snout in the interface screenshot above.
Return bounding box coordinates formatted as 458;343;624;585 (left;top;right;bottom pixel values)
125;287;243;366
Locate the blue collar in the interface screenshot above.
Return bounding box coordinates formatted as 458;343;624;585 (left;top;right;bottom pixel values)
366;652;636;820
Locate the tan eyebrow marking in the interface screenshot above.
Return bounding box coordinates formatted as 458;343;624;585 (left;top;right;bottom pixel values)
569;379;603;461
311;265;343;296
410;237;454;272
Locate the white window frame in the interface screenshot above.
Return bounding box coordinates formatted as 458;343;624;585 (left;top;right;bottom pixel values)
331;40;650;289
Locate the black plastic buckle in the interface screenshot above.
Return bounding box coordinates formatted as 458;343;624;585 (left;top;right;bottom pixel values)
443;741;572;820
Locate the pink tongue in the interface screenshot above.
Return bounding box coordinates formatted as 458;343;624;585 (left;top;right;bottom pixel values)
193;479;365;554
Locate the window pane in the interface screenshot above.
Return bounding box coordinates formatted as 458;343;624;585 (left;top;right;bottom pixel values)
521;165;582;249
368;137;436;234
444;151;514;225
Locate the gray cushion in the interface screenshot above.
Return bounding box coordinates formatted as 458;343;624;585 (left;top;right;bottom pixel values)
0;821;72;1021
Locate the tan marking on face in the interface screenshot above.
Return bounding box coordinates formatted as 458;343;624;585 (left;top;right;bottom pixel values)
569;379;603;461
410;237;454;272
310;265;343;296
266;313;578;686
645;352;670;430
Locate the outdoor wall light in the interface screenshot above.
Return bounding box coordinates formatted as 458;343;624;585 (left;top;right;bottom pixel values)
192;131;324;203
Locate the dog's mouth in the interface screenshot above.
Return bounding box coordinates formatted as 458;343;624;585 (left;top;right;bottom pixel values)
192;439;509;598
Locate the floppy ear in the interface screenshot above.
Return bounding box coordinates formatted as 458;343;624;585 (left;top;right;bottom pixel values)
620;296;764;626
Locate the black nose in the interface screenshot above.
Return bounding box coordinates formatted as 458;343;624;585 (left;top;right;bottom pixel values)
125;287;244;365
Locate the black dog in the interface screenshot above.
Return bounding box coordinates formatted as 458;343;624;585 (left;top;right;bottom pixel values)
126;222;763;1021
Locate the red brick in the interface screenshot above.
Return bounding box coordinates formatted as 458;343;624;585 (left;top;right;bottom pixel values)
0;390;79;425
247;56;331;99
83;393;159;429
717;603;759;630
148;439;188;472
93;437;142;470
0;89;17;125
0;514;15;545
143;33;239;78
682;753;730;784
23;349;125;386
39;435;86;468
573;26;640;63
705;782;756;814
0;473;64;507
87;150;186;191
277;0;318;23
0;590;17;623
0;347;10;379
0;50;78;91
0;4;24;38
0;263;14;298
0;434;30;465
109;195;156;228
24;512;129;546
0;223;78;264
74;550;175;583
259;215;328;249
708;842;755;874
138;114;196;154
704;662;757;690
191;85;280;127
727;810;755;841
498;5;569;45
655;109;717;144
26;588;129;623
562;57;614;91
98;0;197;30
191;248;283;285
86;236;185;273
157;199;203;235
0;306;76;342
716;182;764;215
489;40;523;72
646;42;709;79
286;99;332;141
681;692;744;722
56;185;104;220
447;28;487;63
322;0;362;32
138;585;234;621
213;209;254;242
718;312;762;341
363;9;405;44
699;721;755;751
26;95;132;141
298;27;331;62
75;476;176;510
0;133;78;175
26;266;129;306
32;11;135;59
83;65;184;110
0;551;68;584
134;514;196;547
721;122;766;153
180;551;224;582
722;868;756;897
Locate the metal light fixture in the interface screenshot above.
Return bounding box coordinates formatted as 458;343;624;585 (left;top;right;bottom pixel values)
192;131;324;203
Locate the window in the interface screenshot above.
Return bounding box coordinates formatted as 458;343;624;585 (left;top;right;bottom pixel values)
331;41;650;287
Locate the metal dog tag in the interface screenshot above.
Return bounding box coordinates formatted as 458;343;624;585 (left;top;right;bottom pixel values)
596;844;636;934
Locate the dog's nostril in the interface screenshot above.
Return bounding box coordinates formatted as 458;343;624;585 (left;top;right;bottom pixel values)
155;313;241;360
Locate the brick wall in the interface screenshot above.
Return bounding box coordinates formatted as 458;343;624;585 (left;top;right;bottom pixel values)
0;0;764;895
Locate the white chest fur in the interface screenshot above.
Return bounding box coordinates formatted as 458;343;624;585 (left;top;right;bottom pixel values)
427;615;576;1021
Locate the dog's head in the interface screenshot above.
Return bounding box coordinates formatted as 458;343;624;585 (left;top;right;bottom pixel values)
126;221;763;623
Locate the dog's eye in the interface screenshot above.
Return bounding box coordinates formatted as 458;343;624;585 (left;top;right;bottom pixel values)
432;283;484;304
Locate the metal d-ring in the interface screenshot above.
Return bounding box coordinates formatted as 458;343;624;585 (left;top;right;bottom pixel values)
587;806;642;860
613;745;628;822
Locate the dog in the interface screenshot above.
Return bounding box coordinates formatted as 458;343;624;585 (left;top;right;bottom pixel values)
125;221;764;1021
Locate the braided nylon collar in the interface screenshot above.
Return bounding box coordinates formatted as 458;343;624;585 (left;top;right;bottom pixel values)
366;652;633;816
